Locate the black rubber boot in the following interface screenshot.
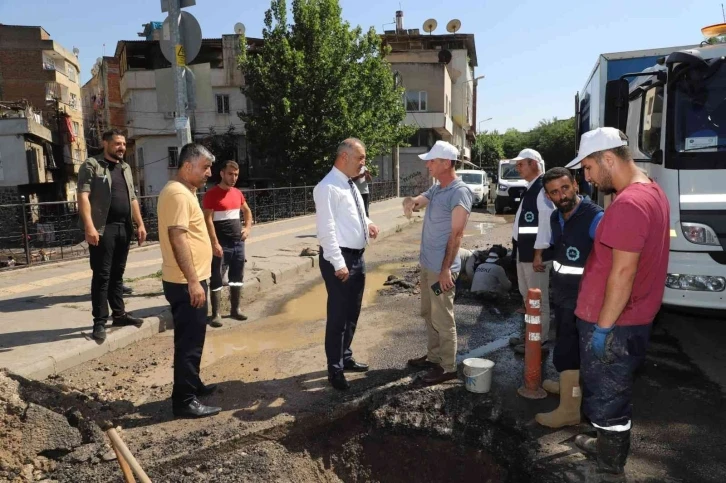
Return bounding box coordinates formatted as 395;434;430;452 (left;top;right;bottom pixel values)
209;290;223;328
230;286;248;321
596;428;630;482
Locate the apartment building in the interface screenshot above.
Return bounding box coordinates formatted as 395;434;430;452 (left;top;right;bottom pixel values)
113;30;262;195
377;14;479;191
0;24;86;202
81;56;125;156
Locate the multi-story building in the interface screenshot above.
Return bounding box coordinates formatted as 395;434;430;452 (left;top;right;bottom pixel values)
81;56;125;156
0;25;86;202
112;28;262;195
377;12;479;192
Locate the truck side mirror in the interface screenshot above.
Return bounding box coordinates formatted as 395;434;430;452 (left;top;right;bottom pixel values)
492;174;498;183
604;79;630;131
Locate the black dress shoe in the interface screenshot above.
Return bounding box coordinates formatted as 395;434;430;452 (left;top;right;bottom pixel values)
197;383;218;397
92;323;106;342
112;313;144;327
343;360;369;372
328;371;350;391
122;285;134;295
172;398;222;418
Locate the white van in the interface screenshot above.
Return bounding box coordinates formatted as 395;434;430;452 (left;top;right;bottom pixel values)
493;158;545;214
456;169;489;208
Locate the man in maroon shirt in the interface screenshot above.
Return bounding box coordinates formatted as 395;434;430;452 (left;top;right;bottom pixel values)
564;128;670;482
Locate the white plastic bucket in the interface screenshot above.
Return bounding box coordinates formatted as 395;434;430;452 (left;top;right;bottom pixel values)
463;358;495;394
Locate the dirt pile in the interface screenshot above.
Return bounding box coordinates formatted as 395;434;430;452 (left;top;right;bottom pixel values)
0;370;128;482
379;266;420;296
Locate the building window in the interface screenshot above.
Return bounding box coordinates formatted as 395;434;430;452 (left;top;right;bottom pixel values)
42;55;55;71
67;66;77;83
640;85;664;158
168;147;179;168
73;149;83;164
72;121;80;136
216;94;230;114
405;91;428;112
69;93;79;110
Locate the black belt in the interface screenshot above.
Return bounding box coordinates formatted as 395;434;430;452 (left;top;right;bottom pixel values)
320;246;365;256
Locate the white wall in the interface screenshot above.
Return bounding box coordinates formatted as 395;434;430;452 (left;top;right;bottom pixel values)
136;135;176;195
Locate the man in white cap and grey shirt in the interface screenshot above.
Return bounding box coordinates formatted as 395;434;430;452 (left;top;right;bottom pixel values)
402;140;473;385
509;148;555;353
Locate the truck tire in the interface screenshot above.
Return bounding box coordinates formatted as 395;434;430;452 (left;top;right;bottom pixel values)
495;197;505;215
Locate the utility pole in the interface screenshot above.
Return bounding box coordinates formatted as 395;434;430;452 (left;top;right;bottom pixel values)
392;144;400;198
167;0;192;147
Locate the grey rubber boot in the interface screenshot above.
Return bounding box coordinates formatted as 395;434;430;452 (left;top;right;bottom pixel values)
208;290;223;328
230;286;248;321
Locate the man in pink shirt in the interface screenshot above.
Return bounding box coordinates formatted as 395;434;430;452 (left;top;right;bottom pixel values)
564;128;669;482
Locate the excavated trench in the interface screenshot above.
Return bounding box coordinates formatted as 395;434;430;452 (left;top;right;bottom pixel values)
142;385;537;483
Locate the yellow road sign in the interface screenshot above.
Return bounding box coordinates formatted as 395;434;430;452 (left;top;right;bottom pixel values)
175;45;186;66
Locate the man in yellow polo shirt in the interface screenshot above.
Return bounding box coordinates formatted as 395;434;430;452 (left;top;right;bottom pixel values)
157;143;220;419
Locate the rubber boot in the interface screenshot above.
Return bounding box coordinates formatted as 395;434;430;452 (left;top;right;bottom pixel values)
542;378;560;394
596;428;630;482
575;433;597;455
535;370;581;428
230;286;248;321
208;290;223;328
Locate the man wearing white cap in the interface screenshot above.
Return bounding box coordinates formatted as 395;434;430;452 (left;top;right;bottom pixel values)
565;128;669;482
402;140;473;385
509;148;555;353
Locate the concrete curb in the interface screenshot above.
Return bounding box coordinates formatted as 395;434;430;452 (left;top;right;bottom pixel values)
17;215;420;381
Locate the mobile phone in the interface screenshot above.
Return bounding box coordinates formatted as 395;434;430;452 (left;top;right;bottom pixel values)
431;282;443;296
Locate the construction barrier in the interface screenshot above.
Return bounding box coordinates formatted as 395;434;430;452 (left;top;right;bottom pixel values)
517;288;547;400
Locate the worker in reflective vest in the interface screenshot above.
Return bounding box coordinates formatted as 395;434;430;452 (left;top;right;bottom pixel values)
509;148;555;354
535;167;603;429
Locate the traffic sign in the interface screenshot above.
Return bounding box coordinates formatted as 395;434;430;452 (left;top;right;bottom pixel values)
160;11;202;66
160;0;196;12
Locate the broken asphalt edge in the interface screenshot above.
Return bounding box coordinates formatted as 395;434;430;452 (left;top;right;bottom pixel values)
15;216;420;382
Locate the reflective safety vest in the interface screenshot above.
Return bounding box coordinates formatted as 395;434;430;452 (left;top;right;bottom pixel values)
550;197;603;309
517;176;552;263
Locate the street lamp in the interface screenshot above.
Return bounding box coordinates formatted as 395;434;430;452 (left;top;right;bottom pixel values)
478;117;493;133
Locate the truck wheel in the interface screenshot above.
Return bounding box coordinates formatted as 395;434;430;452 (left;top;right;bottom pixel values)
495;198;504;214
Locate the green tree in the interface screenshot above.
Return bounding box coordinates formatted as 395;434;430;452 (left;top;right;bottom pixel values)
500;128;531;159
498;118;575;168
471;130;504;171
238;0;415;185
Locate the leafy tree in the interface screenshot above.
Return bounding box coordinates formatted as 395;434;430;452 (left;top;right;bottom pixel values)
471;130;504;171
499;118;575;168
200;126;239;184
238;0;415;185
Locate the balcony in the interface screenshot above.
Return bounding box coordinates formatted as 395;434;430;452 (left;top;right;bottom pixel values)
405;112;453;137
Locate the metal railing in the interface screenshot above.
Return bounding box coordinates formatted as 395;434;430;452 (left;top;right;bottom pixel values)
0;181;397;270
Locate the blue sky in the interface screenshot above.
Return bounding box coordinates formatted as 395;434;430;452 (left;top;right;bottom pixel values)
1;0;722;132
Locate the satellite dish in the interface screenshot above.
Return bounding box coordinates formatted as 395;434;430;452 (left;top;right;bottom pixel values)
234;22;246;35
422;19;438;34
72;47;80;56
446;19;462;34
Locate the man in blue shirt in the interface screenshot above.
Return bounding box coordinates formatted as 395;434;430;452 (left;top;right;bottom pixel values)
535;167;603;429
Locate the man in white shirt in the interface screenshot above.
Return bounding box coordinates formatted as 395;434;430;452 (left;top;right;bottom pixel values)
509;148;555;353
313;138;380;391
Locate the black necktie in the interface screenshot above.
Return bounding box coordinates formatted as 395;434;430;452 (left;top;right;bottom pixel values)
348;179;368;245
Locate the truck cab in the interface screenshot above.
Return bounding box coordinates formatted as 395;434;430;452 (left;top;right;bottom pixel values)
603;41;726;310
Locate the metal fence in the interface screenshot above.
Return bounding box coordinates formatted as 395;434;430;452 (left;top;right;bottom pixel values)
0;181;397;270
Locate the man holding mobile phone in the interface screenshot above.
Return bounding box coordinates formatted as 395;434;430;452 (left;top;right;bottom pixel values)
403;141;472;385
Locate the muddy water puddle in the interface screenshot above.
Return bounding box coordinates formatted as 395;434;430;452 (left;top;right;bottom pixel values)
139;262;414;387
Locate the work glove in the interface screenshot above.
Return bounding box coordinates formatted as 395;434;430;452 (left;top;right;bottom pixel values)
592;325;615;362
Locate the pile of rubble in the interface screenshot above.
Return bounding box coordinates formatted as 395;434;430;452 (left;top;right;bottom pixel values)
380;266;421;296
0;370;125;482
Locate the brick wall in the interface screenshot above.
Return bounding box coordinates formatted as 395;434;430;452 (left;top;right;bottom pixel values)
104;57;125;132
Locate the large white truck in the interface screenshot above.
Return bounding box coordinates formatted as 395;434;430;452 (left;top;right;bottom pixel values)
576;36;726;311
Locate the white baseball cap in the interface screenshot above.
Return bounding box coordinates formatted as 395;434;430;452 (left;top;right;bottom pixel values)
566;127;628;169
511;148;543;164
418;140;459;161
